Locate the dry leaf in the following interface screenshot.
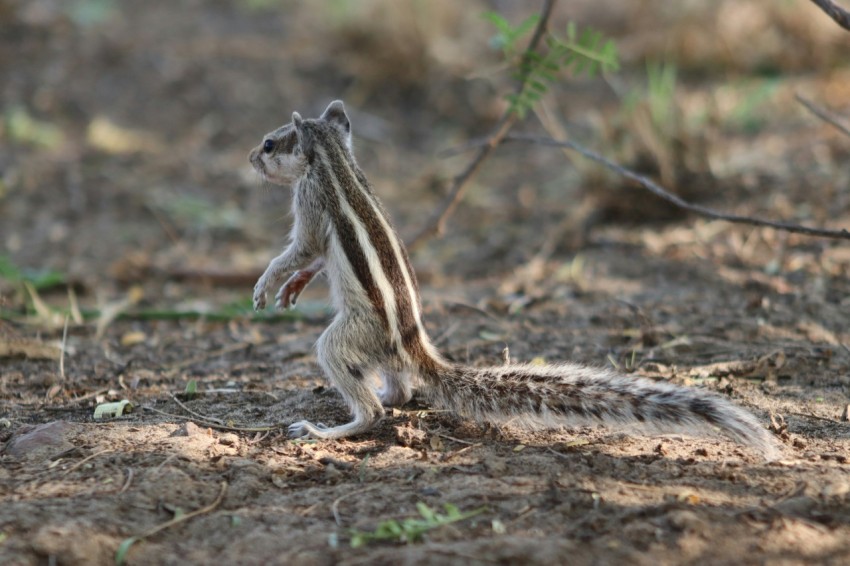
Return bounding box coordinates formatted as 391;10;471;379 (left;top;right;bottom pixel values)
121;331;147;347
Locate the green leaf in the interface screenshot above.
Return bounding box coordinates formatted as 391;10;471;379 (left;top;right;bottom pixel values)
443;503;461;518
513;14;541;39
416;502;436;522
115;537;140;565
529;80;547;93
482;11;512;34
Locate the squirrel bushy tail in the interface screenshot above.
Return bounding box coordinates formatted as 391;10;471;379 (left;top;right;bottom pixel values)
420;362;780;460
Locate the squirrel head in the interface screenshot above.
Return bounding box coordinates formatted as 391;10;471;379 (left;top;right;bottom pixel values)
249;100;352;186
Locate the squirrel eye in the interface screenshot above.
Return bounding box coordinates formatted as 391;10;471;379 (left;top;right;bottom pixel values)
262;139;275;153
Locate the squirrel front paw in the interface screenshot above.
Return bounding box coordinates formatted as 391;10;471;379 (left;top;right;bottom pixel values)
252;279;268;311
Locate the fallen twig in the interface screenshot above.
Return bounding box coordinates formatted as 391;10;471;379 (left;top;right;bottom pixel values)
61;449;112;476
407;0;557;249
141;404;279;433
788;411;843;424
169;393;225;425
119;468;134;493
116;481;228;565
332;485;381;527
145;481;227;538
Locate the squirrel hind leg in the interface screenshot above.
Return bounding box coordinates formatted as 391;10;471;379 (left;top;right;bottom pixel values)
290;361;385;440
300;322;387;439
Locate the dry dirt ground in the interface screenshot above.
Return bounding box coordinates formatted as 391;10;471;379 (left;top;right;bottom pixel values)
2;1;850;564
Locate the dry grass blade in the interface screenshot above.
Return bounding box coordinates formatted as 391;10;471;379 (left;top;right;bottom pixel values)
94;287;144;340
59;314;69;379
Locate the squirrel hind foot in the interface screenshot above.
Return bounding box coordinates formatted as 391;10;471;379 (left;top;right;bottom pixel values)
288;415;382;440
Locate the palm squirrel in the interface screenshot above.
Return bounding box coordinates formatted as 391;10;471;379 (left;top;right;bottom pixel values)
249;100;780;459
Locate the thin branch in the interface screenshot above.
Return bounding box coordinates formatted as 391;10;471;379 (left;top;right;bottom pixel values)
797;94;850;138
407;0;557;250
462;133;850;241
809;0;850;30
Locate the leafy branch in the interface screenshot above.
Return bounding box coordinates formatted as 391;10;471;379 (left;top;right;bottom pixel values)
408;1;622;248
408;0;558;249
485;14;618;118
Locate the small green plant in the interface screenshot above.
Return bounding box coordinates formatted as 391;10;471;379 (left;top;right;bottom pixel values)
184;379;198;399
349;502;485;548
0;255;66;289
485;13;619;118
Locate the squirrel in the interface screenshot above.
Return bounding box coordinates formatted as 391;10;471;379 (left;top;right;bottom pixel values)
249;100;780;459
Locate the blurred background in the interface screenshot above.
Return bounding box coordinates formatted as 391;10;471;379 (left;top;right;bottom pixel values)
1;0;849;316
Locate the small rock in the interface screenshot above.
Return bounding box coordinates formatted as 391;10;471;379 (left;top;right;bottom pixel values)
5;421;74;460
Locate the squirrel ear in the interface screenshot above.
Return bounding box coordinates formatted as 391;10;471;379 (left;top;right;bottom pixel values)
320;100;350;133
291;111;303;130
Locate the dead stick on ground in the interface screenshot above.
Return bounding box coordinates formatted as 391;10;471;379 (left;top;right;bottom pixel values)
119;468;134;494
61;449;112;475
809;0;850;30
169;393;226;425
141;404;279;433
118;479;228;565
407;0;557;250
464;133;850;241
332;485;381;527
789;411;842;424
796;94;850;139
142;481;227;538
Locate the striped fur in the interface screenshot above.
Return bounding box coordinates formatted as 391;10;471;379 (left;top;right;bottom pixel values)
249;101;780;459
